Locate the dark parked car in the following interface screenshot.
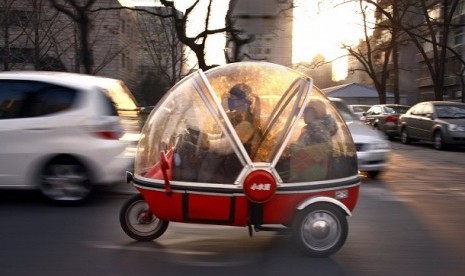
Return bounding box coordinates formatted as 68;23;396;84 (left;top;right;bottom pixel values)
398;101;465;150
364;104;410;139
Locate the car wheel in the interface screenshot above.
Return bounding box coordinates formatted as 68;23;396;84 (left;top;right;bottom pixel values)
292;203;348;258
400;128;411;144
40;156;92;202
367;171;381;179
120;193;169;241
433;131;446;150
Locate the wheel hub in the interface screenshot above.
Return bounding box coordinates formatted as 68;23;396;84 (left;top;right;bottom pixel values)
310;220;330;239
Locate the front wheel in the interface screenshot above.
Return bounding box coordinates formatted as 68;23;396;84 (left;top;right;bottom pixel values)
119;194;169;241
292;203;348;257
400;128;411;144
433;131;446;150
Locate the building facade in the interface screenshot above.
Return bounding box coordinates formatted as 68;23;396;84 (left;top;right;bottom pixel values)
229;0;293;66
0;0;140;93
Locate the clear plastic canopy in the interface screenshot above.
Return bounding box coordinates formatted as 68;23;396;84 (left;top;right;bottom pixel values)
135;62;357;185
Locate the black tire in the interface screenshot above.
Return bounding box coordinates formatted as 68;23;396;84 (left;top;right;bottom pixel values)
119;194;169;241
292;203;348;258
433;131;446;150
367;170;381;179
400;128;411;144
40;156;92;203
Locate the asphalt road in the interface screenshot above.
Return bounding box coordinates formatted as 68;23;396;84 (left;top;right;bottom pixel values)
1;140;465;276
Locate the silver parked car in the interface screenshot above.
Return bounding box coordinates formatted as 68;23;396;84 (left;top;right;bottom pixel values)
398;101;465;150
364;104;410;140
330;98;390;178
348;104;371;120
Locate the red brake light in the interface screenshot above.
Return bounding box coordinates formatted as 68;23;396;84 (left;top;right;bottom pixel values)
385;115;398;123
94;130;121;140
87;117;123;140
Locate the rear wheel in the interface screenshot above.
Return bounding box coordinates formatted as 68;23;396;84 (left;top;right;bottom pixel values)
292;203;348;257
400;128;411;144
40;156;92;203
120;193;169;241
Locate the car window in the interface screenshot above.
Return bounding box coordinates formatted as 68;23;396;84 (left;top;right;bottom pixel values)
423;103;433;115
40;87;78;115
0;80;77;119
330;100;358;121
97;88;119;116
352;106;369;113
407;105;416;115
436;105;465;118
410;103;425;115
371;106;382;115
389;105;409;114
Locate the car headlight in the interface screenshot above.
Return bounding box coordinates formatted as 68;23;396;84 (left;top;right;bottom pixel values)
448;124;465;131
369;141;390;150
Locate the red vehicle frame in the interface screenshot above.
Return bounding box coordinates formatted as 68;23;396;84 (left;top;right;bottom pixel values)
120;62;360;257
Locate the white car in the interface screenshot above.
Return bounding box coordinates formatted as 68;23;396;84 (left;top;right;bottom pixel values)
330;98;389;178
348;104;372;120
0;71;139;203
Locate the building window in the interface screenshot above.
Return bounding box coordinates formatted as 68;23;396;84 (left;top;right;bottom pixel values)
0;10;35;27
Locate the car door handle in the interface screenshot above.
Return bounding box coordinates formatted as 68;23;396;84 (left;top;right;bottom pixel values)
25;127;52;131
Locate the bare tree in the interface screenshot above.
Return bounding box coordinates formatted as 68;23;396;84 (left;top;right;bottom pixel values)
48;0;96;74
0;0;73;71
343;0;415;104
30;0;73;70
345;1;391;104
93;0;278;71
136;6;185;86
364;0;463;101
159;0;229;70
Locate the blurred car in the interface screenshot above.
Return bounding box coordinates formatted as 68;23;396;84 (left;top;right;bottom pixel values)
330;98;390;178
0;71;139;203
363;104;410;140
398;101;465;150
348;104;371;120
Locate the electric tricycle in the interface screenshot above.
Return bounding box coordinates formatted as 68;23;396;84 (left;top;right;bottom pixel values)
120;62;360;257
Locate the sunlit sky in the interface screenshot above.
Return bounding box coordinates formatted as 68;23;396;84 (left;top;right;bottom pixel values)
293;0;365;63
122;0;366;78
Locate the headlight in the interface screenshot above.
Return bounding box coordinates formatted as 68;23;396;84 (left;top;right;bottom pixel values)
448;124;465;131
369;141;390;150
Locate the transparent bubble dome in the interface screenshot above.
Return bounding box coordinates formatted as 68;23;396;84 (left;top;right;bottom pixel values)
135;62;358;185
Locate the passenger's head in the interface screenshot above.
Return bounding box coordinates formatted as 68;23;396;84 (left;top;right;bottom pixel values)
228;83;252;112
303;99;327;123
